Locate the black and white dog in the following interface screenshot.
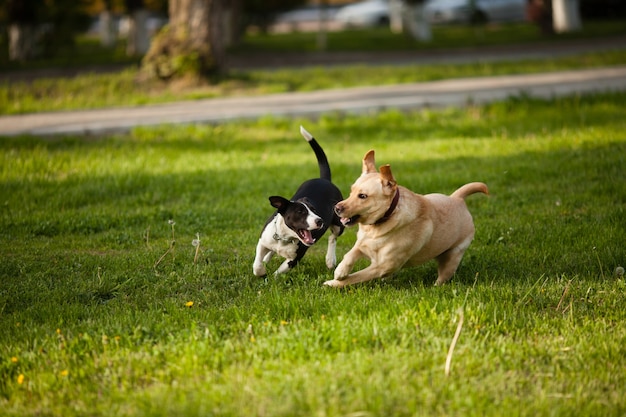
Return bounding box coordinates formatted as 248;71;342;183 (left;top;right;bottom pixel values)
253;126;344;277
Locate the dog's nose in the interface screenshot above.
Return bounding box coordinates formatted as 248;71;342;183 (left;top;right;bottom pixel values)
316;218;324;227
335;204;343;215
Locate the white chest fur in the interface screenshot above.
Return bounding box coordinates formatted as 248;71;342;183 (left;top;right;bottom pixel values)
259;214;300;259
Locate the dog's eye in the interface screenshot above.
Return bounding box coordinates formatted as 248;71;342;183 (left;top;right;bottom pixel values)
358;193;367;199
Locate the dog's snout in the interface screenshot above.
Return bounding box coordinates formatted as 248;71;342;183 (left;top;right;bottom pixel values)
335;203;344;215
316;218;324;227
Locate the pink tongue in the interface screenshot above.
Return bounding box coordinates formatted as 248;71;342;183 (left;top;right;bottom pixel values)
302;230;315;245
340;217;351;226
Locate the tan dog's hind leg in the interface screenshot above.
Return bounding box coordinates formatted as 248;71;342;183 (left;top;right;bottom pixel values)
434;237;472;285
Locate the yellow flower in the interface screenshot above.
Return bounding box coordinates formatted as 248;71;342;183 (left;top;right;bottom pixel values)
11;356;18;363
185;301;194;308
17;374;24;385
60;370;69;377
280;320;288;326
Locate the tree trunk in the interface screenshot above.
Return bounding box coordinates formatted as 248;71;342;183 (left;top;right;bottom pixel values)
527;0;554;35
219;0;243;48
169;0;225;69
552;0;581;33
317;0;328;51
6;0;40;61
126;8;150;56
142;0;226;80
99;10;117;48
9;24;39;61
389;0;403;33
404;3;432;42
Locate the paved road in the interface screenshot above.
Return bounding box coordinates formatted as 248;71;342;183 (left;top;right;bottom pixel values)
2;34;626;137
1;65;625;137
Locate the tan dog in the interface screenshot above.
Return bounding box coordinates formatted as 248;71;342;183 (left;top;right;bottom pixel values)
327;150;488;288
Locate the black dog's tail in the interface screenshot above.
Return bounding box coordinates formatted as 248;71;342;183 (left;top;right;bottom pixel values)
300;126;332;181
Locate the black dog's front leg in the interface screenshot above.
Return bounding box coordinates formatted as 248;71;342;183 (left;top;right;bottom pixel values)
275;244;308;275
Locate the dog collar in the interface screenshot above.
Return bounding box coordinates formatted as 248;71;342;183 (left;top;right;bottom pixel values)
272;218;298;245
273;233;298;245
374;189;400;225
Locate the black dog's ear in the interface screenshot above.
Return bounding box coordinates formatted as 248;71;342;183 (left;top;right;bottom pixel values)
269;196;290;211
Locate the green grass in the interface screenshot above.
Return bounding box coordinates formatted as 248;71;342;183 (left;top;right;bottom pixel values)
1;92;625;416
0;36;138;72
2;49;626;115
1;20;623;72
2;20;626;115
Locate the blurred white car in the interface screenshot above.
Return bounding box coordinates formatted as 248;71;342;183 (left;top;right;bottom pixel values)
424;0;526;23
335;0;390;27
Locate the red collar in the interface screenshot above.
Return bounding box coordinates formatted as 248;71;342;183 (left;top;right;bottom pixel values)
374;189;400;225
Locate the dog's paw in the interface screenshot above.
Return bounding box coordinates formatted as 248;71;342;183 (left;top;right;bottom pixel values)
333;264;350;280
325;255;336;270
276;260;294;275
253;265;267;277
323;279;345;288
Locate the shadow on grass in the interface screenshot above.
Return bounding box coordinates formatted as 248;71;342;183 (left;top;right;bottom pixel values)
1;137;622;293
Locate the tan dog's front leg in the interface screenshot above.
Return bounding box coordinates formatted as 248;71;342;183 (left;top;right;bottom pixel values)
325;263;395;287
326;246;399;287
324;247;363;286
326;244;408;287
333;247;363;279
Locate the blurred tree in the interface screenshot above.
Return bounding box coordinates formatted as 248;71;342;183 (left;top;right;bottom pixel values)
4;0;41;61
125;0;149;55
390;0;431;42
140;0;310;81
93;0;167;51
579;0;626;18
527;0;554;34
142;0;231;80
317;0;328;51
2;0;91;61
99;0;116;47
552;0;581;32
243;0;307;33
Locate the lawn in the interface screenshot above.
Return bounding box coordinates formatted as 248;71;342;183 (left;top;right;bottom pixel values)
2;21;626;115
1;91;625;416
3;49;626;115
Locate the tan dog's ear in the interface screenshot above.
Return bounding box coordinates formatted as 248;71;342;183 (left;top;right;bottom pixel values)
379;164;397;190
362;150;377;175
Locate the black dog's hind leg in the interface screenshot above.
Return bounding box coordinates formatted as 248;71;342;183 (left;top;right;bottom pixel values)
325;224;344;269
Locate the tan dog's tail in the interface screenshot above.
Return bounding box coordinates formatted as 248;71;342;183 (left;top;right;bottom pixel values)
451;182;489;199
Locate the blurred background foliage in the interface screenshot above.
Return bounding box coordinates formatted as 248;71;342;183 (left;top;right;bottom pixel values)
0;0;624;79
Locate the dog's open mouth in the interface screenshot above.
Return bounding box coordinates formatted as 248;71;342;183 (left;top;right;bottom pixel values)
297;229;316;246
340;215;360;227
